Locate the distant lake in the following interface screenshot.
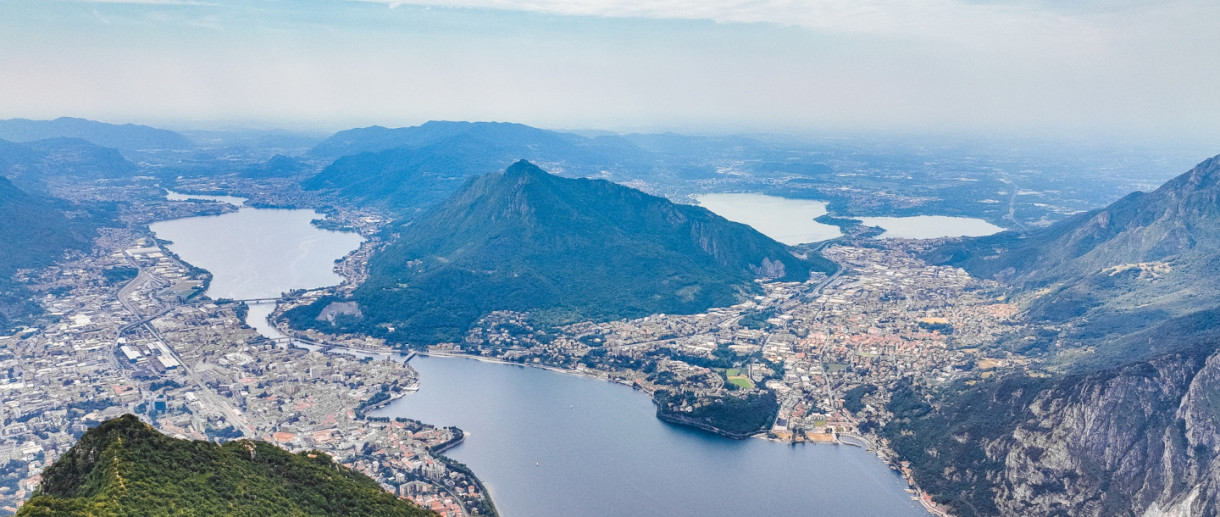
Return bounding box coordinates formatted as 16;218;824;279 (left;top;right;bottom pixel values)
377;356;930;517
149;202;363;337
164;189;247;207
858;215;1005;239
695;193;841;244
697;193;1003;242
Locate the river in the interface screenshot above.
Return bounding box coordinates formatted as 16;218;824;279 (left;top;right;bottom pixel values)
377;356;929;517
149;195;929;517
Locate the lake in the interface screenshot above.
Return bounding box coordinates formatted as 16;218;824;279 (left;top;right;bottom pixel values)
150;197;930;517
695;193;842;245
164;189;248;207
149;200;364;335
858;215;1005;239
377;356;930;517
697;192;1003;242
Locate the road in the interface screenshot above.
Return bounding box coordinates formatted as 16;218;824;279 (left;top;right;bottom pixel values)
997;176;1028;232
114;244;257;438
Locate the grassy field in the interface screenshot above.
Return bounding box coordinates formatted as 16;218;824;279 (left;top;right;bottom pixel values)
725;369;755;389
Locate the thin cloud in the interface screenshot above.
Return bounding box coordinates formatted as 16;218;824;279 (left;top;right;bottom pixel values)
353;0;1075;37
69;0;219;6
91;8;113;24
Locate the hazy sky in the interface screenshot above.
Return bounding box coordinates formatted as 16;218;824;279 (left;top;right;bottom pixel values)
2;0;1218;140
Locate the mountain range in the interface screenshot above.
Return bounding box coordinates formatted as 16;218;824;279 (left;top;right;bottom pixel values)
287;160;830;343
303;121;654;215
17;415;433;516
0;137;137;191
0;117;192;153
929;153;1220;363
0;177;93;329
884;153;1220;516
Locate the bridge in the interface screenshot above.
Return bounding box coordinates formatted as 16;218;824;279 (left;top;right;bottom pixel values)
231;298;283;303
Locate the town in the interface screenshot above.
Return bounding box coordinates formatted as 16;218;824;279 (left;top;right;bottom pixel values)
0;179;1029;517
0;190;491;516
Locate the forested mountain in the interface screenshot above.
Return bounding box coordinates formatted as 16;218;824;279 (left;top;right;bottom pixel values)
17;415;433;516
0;117;192;153
886;153;1220;516
0;177;88;276
308;120;640;160
287;161;830;343
0;177;92;329
928;154;1220;357
242;154;312;178
0;138;137;190
303;121;652;215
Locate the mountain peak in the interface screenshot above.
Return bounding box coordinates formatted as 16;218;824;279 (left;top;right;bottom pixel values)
504;159;548;179
928;151;1220;352
1164;152;1220;193
288;162;832;343
22;415;432;516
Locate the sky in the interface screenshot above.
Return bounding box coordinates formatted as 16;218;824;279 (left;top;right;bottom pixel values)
2;0;1218;142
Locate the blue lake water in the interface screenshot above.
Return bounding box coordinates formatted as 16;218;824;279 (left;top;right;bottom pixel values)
378;356;930;517
149;199;930;517
149;203;363;338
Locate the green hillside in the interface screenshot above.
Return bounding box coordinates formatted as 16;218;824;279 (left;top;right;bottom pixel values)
17;415;433;517
0;177;93;329
0;138;137;191
288;160;831;344
927;153;1220;359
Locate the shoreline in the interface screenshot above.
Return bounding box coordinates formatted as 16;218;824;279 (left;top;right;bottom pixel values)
409;350;948;516
151;196;946;517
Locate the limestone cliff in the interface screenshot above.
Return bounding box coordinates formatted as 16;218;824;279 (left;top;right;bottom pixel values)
887;341;1220;517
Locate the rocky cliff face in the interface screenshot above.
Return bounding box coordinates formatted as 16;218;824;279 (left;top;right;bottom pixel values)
895;153;1220;515
992;350;1219;517
891;343;1220;517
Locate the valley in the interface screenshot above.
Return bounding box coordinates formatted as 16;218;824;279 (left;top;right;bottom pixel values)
1;117;1217;517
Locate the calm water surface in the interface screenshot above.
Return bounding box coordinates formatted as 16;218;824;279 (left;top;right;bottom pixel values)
152;196;930;517
697;192;1004;242
378;356;929;517
696;193;842;244
149;203;363;335
164;189;248;207
859;215;1004;239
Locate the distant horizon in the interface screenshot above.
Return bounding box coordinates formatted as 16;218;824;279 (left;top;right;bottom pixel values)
4;1;1219;147
2;114;1217;156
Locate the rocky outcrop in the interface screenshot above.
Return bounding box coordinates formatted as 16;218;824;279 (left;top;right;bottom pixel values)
991;350;1219;516
893;344;1220;517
